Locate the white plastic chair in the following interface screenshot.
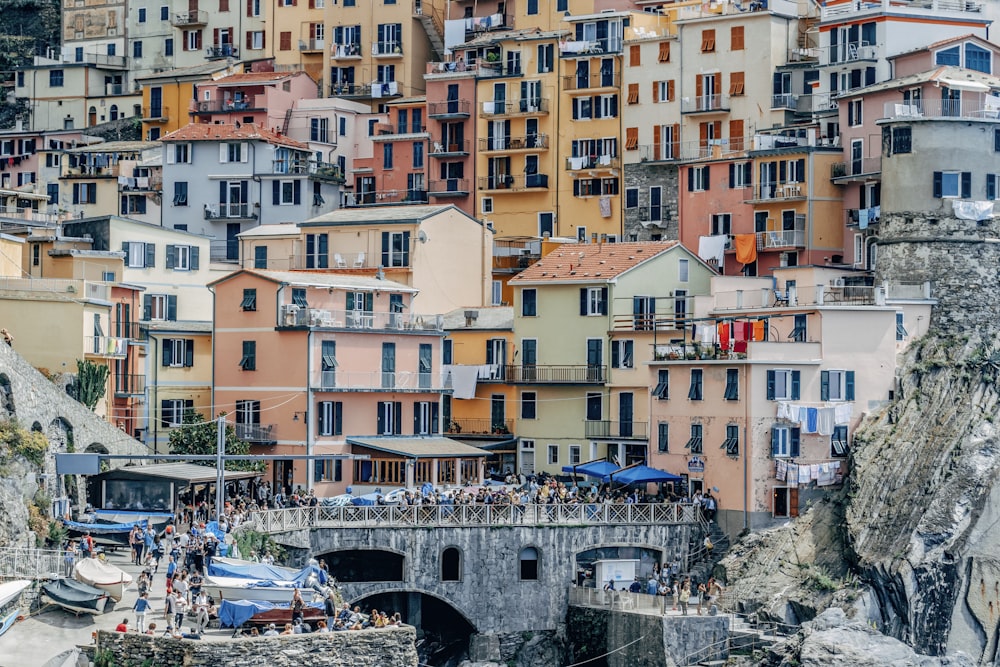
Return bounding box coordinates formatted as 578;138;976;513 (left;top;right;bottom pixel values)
334;253;347;268
353;252;365;268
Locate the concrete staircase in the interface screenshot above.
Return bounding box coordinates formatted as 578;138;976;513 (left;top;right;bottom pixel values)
688;521;731;583
413;3;446;62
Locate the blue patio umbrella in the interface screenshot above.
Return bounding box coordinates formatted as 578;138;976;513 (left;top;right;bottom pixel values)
561;459;620;479
608;464;683;485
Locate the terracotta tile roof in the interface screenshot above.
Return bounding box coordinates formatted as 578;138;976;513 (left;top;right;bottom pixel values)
212;71;306;86
160;123;308;150
511;241;680;283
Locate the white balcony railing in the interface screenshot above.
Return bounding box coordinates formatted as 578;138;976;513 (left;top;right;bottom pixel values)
311;370;451;392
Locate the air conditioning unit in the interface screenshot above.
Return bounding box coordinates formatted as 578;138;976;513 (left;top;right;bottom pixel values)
282;304;300;326
832;277;846;287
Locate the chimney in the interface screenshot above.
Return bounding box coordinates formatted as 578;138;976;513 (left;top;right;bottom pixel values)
464;309;479;326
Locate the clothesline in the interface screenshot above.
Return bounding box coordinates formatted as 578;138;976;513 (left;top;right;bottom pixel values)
775;459;842;486
777;401;852;436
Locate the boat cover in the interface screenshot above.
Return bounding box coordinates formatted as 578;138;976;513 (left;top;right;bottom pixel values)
218;599;324;628
207;561;327;586
41;579;107;605
92;510;174;524
74;558;133;587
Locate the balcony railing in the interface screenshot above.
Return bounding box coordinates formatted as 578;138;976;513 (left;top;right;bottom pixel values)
744;183;805;202
559;39;623;57
831;157;882;180
427;101;471;117
332;43;363;58
566;155;619;171
446;418;514;436
300;39;325;53
462;13;513;35
64;164;121;179
373;42;404;56
64;52;127;68
846;207;882;227
429;139;470;156
204;202;253;219
493;238;541;271
235;423;276;444
119;174;162;192
711;281;931;312
428;179;470;196
501;364;605;384
210;239;240;263
85;336;128;358
141;106;169;121
820;42;878;66
312;370;451;392
820;0;982;21
344;189;428;207
479;98;548;116
171;9;208;26
681;94;731;114
478;174;549;191
882;98;1000;120
329;81;399;98
796;93;838;114
756;229;805;250
771;93;800;110
114;374;146;397
195;98;263;113
0;206;58;224
478;134;549;152
105;83;125;96
584;420;649;440
282;306;443;332
477;62;522;78
206;45;239;59
562;72;621;91
114;320;145;340
373;122;426;137
308;161;346;183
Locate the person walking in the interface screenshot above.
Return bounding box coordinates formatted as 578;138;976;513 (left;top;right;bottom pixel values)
63;540;77;578
133;592;151;632
696;580;708;615
678;578;691;616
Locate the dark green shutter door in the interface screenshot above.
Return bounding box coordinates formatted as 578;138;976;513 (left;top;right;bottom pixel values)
185;339;194;367
845;371;855;401
766;370;775;400
820;370;830;401
791;371;801;400
166;295;177;321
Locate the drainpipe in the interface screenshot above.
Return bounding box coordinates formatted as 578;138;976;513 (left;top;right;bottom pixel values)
743;363;749;532
150;333;159;455
306;326;314;490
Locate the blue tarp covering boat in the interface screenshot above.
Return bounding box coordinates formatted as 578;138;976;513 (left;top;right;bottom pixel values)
218;599;325;628
206;560;328;587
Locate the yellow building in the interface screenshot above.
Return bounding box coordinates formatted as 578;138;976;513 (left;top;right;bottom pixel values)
441;306;517;475
135;62;239;140
145;321;213;454
325;0;447;107
0;233;24;278
272;0;327;84
59;142;162;221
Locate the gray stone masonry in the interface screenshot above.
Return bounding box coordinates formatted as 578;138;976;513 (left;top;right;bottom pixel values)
95;626;419;667
623;162;679;241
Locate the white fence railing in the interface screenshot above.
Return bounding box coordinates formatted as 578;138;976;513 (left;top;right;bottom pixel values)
248;502;701;532
0;547;63;579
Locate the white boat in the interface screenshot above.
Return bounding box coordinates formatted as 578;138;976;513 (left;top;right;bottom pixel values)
73;558;133;602
0;580;30;636
202;575;307;603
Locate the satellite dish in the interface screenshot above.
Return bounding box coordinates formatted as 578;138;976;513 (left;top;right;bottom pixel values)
417;230;428;244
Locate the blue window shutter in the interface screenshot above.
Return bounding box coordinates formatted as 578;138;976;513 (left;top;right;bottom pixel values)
335;403;343;435
143;294;152;320
145;243;156;268
580;288;588;315
219;180;227;204
317;403;327;435
393;401;402;434
790;428;801;457
791;370;801;400
845;371;855;401
611;343;619;368
166;294;177;321
703;165;710;189
771;428;779;457
165;244;176;269
820;370;830;401
162;341;173;366
988;174;997;201
961;172;971;199
293;180;301;205
413;401;420;434
485;340;494;364
377;404;385;434
932;171;942;198
600;287;608;315
190;247;199;270
272;180;280;205
766;370;775;400
381;231;390;267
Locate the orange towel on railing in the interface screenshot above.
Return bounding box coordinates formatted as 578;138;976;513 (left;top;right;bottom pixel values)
752;320;766;341
734;234;757;264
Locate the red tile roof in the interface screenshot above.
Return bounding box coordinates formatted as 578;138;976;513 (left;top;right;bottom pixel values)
160;123;308;149
511;241;680;283
212;71;306;86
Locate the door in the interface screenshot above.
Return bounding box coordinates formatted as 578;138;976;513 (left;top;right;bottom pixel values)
520;440;535;475
633;296;655;331
618;393;633;438
538;212;554;237
486;338;506;379
575;60;589;90
689;478;704;497
942;87;960;117
418;343;432;388
150;87;162;118
701;74;717;110
850;139;863;176
674;290;687;325
381;342;396;388
226;223;241;260
600;58;614;87
522;339;537;380
493;82;506;113
447;84;459;114
273;460;293;495
586;339;602;382
491;395;506;431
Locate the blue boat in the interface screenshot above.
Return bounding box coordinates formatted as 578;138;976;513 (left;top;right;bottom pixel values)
0;580;30;637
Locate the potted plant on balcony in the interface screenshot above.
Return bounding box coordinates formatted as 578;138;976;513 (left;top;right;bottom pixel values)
492;423;510;435
447;421;462;434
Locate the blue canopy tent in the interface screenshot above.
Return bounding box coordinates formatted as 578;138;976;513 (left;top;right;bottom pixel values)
608;464;683;485
561;460;620;479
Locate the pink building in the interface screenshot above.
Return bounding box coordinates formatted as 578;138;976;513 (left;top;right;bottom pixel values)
349;97;430;207
191;71;318;131
425;65;477;216
210;268;476;496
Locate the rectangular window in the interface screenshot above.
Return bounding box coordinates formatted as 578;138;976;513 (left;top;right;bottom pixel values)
380;231;410;267
138;7;147;22
766;369;801;401
729;71;745;96
625;188;638;209
711;213;732;236
162;338;194;368
165;244;194;271
134;41;143;58
239;340;256;370
723;423;740;455
377;401;402;435
580;287;608;316
831;425;849;457
522;289;537;316
701;29;715;52
652;369;669;400
649;186;662;221
569;445;581;465
161;6;169;20
771;425;801;458
611;340;634;369
821;369;856;402
49;70;64;87
442;339;453;365
932;171;970;199
890;126;911;155
678;258;689;282
161;399;193;428
521;391;537;419
414;400;439;435
585;393;602;421
658;41;671;62
240;288;257;311
657;422;669;452
730;162;751;188
686;423;703;454
688;368;703;400
172;182;188;206
165;38;174;56
731;26;744;50
688;166;709;192
790;313;807;341
724;368;739;400
848;99;862;127
548;444;559;465
412;141;424;168
896;312;907;341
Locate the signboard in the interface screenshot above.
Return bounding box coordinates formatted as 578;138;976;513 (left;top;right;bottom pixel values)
56;453;101;475
687;456;705;473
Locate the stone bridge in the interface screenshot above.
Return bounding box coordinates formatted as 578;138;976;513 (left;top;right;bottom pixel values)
253;504;703;635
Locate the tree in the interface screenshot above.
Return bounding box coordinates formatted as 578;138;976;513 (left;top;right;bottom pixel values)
74;359;109;410
167;411;264;472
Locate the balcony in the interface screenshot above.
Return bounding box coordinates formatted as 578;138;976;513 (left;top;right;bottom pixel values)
711;281;931;312
331;43;363;59
194;98;263;113
559;39;623;57
308;161;346;183
205;203;254;220
429;140;470;156
372;122;427;138
63;52;128;68
312;370;451;392
461;13;513;36
64;164;121;179
846;207;882;228
478;174;549;192
114;374;146;397
428;179;470;197
328;81;400;99
743;183;806;203
300;39;325;53
771;93;800;110
477;62;522;79
171;9;208;26
478;134;548;152
566;155;619;171
427;101;471;118
140;106;169;122
479;98;548;117
819;42;878;67
105;83;126;96
562;72;621;92
681;94;731;114
235;423;276;445
120;174;161;192
831;157;882;182
756;228;806;250
0;207;58;225
373;42;404;57
285;308;443;331
820;0;982;22
344;189;428;207
493;238;541;272
210;239;240;263
84;336;128;358
502;364;606;384
881;99;1000;121
795;93;838;114
584;420;649;440
206;45;239;60
446;418;514;436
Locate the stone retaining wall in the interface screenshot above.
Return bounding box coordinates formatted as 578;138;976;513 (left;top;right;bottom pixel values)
95;627;419;667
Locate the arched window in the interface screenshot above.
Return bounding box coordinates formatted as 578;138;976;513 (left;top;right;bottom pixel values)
109;105;119;121
519;546;539;580
441;547;462;581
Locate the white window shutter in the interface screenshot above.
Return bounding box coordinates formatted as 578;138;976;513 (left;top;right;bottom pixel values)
240;143;248;162
166;145;175;164
219;143;227;163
